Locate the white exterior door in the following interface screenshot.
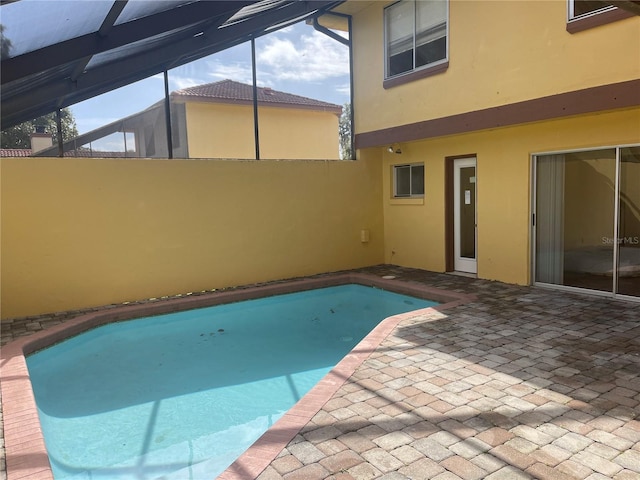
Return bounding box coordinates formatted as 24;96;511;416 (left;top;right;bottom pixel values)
454;158;477;273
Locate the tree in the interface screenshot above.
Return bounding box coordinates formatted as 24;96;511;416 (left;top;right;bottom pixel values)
339;102;353;160
1;24;12;60
1;108;79;150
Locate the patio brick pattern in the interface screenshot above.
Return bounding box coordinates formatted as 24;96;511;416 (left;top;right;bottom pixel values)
1;266;639;479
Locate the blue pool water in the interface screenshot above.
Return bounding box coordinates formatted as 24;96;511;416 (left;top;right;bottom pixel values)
27;284;436;480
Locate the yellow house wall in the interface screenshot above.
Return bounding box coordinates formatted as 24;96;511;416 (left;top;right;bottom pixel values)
0;157;382;319
185;102;340;159
185;103;255;159
259;108;340;160
381;108;640;286
351;1;640;134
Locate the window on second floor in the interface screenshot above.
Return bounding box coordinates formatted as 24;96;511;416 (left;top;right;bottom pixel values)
568;0;616;20
393;163;425;198
385;0;448;80
566;0;632;33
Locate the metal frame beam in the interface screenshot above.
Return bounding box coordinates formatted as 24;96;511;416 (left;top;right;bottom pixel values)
1;1;253;85
1;1;343;129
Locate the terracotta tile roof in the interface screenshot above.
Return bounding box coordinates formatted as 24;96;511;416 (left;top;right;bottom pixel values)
1;149;128;158
172;79;342;113
0;149;32;157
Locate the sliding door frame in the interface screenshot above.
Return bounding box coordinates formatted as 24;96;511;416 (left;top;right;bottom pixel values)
531;143;640;302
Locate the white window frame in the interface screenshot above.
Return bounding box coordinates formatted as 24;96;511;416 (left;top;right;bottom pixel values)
384;0;449;81
393;163;425;198
567;0;616;21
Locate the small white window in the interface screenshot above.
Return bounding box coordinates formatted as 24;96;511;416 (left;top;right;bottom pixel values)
385;0;448;79
394;163;424;198
568;0;616;20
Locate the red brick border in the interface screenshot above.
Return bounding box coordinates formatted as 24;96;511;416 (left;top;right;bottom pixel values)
1;273;475;480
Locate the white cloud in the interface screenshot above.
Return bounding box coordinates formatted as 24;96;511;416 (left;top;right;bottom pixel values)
257;31;349;82
170;76;203;90
206;60;253;84
335;82;351;96
278;25;295;34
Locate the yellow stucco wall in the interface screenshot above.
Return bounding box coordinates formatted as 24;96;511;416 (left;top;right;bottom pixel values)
351;0;640;134
0;157;382;319
380;108;640;286
184;101;340;159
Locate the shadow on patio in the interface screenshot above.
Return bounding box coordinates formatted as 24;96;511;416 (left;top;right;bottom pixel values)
244;266;640;479
2;266;639;480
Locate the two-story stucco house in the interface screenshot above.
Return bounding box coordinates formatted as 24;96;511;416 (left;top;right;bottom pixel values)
172;79;343;159
332;0;640;299
1;1;639;319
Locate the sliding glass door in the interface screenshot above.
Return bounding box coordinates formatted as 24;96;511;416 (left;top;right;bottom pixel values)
534;146;640;298
617;147;640;296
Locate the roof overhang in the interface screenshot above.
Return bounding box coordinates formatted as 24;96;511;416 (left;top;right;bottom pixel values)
0;0;344;129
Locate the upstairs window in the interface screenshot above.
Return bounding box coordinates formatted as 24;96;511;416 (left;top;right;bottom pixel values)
566;0;631;33
394;163;425;198
569;0;616;20
385;0;448;80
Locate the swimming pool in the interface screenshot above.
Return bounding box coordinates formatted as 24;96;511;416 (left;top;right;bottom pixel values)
26;283;438;479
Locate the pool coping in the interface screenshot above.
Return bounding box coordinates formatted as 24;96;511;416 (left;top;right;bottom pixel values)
0;272;476;480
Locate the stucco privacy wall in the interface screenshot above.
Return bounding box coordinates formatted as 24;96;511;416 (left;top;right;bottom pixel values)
0;157;383;319
351;1;640;134
380;108;640;286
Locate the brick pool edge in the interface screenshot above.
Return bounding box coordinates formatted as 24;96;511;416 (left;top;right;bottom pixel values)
0;272;475;480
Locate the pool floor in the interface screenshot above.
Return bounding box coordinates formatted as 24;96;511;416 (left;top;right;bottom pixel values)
26;284;437;479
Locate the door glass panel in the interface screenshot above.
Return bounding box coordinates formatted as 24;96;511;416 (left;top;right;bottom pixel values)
536;150;616;292
617;146;640;296
459;166;476;259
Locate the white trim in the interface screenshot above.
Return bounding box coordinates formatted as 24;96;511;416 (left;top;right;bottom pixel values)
534;281;640;303
384;0;449;81
531;143;640;157
534;281;615;298
613;293;640;304
392;162;425;198
567;0;616;22
530;155;536;286
453;157;477;274
613;147;621;295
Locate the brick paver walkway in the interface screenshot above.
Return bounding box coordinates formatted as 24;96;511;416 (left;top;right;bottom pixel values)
1;266;639;479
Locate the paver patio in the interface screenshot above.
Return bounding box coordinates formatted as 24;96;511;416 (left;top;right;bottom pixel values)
1;266;639;480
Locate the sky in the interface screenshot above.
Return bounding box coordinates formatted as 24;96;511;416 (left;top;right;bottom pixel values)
71;22;351;142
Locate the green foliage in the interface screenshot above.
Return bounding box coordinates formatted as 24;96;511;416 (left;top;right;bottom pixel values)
1;24;11;60
339;102;353;160
1;109;79;150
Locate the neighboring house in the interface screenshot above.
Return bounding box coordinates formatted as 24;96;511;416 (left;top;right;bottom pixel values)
37;80;343;160
332;0;640;299
173;80;343;159
1;131;57;157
